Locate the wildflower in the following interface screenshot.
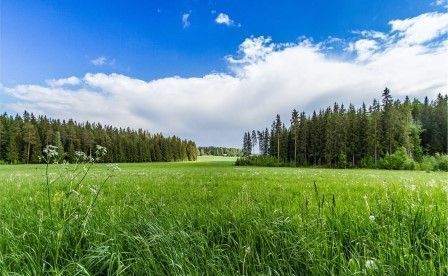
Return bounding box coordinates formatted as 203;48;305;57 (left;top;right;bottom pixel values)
53;191;64;204
408;185;416;191
42;145;59;163
107;163;121;172
95;145;107;159
106;163;121;176
74;151;88;162
369;215;375;222
365;259;377;270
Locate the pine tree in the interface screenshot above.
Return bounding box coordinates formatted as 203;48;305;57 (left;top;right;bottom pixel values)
298;111;308;165
22;122;38;163
381;88;396;154
6;121;19;163
251;130;257;151
53;131;64;159
290;109;299;165
347;104;357;167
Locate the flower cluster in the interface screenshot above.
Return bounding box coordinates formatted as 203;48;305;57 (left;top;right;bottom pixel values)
95;145;107;160
74;151;95;163
41;145;60;164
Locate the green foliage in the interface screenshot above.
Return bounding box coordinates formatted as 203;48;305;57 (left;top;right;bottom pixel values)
242;91;447;170
235;155;288;167
198;146;242;157
1;159;448;274
379;147;417;170
0;112;197;164
436;154;448;171
337;152;347;168
359;156;376;168
420;154;448;172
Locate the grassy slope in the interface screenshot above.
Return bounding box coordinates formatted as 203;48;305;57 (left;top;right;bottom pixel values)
0;157;447;274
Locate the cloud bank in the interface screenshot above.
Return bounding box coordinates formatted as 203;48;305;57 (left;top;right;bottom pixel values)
2;11;448;147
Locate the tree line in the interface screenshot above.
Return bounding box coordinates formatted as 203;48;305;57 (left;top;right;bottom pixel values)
241;89;447;168
0;111;198;164
198;146;242;157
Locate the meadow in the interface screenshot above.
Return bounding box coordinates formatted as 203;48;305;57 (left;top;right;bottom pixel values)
1;156;448;275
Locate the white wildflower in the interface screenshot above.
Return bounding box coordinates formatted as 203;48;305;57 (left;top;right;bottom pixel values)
369;215;375;222
74;151;88;162
43;145;58;158
365;259;377;270
95;145;107;159
106;163;121;175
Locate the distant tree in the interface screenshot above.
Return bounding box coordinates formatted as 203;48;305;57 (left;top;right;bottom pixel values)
53;131;64;158
242;132;252;156
22;122;38;163
290;109;299;165
251;130;257;151
298;111;308;165
6;121;19;163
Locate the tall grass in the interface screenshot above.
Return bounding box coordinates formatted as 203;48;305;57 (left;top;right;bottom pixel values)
0;157;447;274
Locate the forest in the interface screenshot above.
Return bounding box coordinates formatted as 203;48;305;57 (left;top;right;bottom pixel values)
240;89;447;170
0;112;197;164
198;146;242;157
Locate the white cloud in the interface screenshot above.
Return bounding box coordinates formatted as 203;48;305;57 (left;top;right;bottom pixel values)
182;12;191;28
389;12;448;45
215;13;239;27
433;0;448;8
352;30;387;40
46;76;80;87
91;56;114;66
346;39;379;61
2;11;448;147
226;36;276;65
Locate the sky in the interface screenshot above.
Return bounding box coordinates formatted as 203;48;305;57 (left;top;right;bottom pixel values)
1;0;448;147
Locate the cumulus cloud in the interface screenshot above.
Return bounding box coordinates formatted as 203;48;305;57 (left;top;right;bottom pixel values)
346;39;379;61
215;13;239;27
225;36;276;65
2;11;448;147
182;12;191;28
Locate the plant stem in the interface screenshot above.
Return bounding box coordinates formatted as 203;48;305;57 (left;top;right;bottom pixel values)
46;162;53;223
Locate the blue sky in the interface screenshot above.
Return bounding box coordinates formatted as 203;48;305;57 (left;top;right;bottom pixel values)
1;1;448;146
1;0;443;85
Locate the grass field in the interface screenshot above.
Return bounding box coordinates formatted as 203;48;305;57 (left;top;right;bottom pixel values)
1;156;448;274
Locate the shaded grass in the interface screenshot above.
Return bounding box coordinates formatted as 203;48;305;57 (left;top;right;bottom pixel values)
0;158;447;274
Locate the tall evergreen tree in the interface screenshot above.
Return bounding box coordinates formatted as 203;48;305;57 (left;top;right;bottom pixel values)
290;109;299;165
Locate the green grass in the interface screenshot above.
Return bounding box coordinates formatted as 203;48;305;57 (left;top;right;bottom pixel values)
1;158;448;275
